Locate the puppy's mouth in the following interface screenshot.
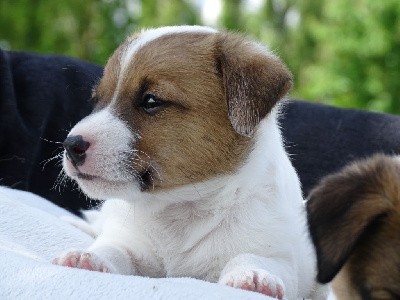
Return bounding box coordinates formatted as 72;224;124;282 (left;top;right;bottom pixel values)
74;169;154;192
75;171;110;183
76;172;97;181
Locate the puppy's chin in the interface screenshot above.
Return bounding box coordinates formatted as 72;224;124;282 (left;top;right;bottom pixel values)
63;158;144;200
72;174;141;201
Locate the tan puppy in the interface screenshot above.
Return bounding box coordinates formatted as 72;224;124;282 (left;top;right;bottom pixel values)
307;154;400;299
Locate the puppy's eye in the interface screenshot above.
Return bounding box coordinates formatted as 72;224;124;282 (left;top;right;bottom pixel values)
141;94;165;114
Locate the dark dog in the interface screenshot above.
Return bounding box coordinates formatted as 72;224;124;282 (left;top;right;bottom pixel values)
307;154;400;299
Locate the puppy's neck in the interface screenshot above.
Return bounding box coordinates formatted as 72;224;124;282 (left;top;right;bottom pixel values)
129;105;301;214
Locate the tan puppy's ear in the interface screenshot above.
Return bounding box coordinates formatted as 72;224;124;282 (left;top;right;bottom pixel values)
306;154;400;284
215;33;292;136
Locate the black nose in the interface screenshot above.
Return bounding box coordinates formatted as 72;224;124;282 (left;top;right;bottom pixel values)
63;135;90;167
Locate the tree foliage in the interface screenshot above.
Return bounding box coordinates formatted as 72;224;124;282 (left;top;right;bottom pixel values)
292;0;400;112
1;0;399;113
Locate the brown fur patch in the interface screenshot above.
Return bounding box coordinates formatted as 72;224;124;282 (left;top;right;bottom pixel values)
307;154;400;299
216;33;292;136
93;30;291;191
95;44;127;106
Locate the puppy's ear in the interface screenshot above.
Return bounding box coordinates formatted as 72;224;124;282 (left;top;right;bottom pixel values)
215;33;292;137
307;154;400;283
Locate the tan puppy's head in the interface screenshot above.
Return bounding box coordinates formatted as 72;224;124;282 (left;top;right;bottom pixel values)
62;26;292;200
307;154;400;300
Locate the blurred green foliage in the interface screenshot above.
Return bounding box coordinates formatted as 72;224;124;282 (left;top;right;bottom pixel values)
1;0;399;113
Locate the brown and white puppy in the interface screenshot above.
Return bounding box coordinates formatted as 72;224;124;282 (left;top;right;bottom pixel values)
307;154;400;300
53;26;325;299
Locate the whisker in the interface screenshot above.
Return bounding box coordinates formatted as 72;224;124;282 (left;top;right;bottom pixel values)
40;152;64;170
52;169;68;192
40;137;63;145
134;152;162;180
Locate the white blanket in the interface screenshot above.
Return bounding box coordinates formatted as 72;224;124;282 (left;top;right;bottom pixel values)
0;187;266;299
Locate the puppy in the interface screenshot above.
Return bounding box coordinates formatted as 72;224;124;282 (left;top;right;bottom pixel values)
307;154;400;299
53;26;325;299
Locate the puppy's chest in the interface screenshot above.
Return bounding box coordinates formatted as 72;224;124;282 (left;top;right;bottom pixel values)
144;205;237;280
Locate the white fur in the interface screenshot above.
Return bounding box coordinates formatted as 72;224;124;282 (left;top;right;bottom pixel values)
57;26;327;299
63;108;140;200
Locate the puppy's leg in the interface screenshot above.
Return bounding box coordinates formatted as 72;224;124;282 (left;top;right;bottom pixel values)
53;224;162;276
52;242;135;274
219;253;295;299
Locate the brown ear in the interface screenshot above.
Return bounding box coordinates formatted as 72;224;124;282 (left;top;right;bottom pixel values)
306;154;400;283
215;33;292;136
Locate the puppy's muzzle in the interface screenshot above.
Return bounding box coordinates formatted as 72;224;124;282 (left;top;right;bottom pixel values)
63;135;90;167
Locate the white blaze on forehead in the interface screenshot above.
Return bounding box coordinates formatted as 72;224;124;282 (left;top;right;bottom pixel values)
120;25;217;74
112;26;217;104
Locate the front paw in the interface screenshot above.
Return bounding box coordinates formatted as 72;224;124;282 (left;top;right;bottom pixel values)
219;268;285;299
52;251;113;273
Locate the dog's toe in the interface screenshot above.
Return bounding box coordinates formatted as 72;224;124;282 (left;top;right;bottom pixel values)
219;268;285;299
52;251;112;273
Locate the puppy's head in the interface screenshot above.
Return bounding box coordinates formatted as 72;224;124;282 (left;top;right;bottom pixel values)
307;154;400;299
62;26;292;200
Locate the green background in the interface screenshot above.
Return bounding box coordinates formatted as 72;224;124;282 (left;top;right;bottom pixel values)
1;0;399;113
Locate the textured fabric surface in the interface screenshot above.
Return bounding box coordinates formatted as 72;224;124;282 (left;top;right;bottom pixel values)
280;100;400;196
0;186;266;300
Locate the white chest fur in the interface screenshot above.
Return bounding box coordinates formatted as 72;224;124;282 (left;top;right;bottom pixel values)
82;112;321;299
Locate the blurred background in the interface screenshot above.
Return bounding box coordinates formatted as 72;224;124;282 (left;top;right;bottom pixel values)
1;0;399;113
